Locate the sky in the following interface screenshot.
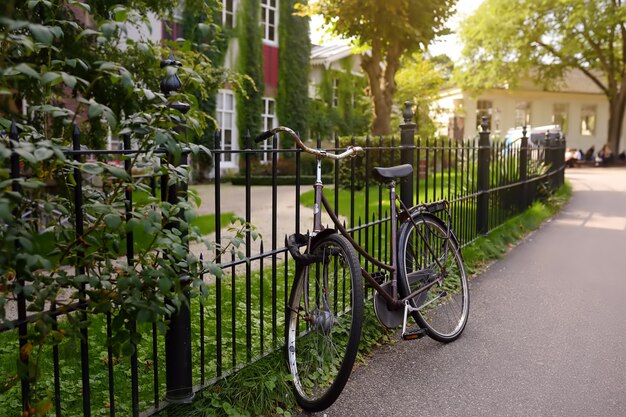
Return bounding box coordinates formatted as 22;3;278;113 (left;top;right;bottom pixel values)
310;0;485;62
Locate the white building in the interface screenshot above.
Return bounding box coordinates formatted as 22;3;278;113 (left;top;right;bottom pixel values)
433;70;625;154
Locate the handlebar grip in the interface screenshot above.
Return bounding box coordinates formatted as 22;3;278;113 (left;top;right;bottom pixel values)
254;130;274;143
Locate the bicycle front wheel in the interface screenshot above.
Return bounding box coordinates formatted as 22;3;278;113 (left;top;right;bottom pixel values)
286;233;363;412
397;213;469;342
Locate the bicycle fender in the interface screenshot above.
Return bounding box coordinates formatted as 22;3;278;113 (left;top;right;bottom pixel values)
309;228;337;248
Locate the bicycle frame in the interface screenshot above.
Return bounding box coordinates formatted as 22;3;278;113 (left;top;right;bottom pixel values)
309;153;454;312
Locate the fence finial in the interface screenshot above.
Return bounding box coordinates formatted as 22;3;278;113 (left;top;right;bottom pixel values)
480;116;489;133
402;101;414;124
522;124;527;138
160;51;190;114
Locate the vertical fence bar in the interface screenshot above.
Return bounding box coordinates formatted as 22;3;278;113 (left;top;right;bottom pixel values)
51;303;61;417
334;133;340;222
364;135;371;274
377;135;383;261
350;135;355;230
477;117;491;235
520;126;528;211
71;125;92;417
272;134;279;347
259;241;265;354
150;174;160;410
214;130;223;378
123;134;140;417
244;131;252;362
200;254;205;385
230;252;236;368
9;121;30;413
400;101;415;207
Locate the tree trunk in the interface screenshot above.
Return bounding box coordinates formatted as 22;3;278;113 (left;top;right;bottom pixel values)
607;87;626;154
361;42;401;136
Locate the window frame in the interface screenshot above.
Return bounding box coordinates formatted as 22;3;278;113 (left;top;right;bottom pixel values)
261;97;278;163
261;0;278;45
216;89;238;166
222;0;236;29
580;104;597;136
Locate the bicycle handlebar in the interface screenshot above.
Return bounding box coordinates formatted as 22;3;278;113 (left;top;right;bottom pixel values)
254;126;364;160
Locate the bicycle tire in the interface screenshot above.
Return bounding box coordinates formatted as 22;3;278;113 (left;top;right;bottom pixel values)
285;233;364;412
397;213;469;342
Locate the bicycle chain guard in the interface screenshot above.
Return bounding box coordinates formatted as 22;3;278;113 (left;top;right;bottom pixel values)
373;282;404;328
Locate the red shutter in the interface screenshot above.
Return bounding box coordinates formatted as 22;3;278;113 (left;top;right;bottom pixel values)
263;45;279;90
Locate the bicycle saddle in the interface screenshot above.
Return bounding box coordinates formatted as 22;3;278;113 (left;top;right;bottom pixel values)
372;164;413;183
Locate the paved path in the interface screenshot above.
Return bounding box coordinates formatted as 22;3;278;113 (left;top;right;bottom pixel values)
189;184;341;260
304;167;626;417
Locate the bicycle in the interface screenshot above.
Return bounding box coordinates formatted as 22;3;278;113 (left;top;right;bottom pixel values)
255;127;470;412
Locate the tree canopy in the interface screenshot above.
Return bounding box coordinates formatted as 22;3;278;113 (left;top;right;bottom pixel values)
457;0;626;153
308;0;457;135
396;53;453;137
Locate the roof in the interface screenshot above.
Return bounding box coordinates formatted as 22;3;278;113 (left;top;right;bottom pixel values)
310;44;357;68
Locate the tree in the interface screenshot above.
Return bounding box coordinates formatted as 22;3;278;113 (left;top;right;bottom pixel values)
309;0;456;135
396;53;452;137
457;0;626;153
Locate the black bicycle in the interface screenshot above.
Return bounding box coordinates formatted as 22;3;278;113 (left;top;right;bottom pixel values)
255;127;470;412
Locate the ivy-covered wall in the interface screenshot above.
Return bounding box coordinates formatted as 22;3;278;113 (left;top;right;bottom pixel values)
277;0;311;148
235;0;264;146
309;57;371;138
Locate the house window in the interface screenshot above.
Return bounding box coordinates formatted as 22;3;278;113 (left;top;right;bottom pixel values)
261;0;278;44
261;98;277;163
332;78;340;108
217;90;237;164
553;103;568;133
223;0;236;28
580;105;596;136
515;101;531;128
476;100;492;131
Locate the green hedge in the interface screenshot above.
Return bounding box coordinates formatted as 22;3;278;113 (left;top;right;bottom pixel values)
229;175;334;186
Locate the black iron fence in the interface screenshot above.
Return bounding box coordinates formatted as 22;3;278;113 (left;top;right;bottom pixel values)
0;103;565;416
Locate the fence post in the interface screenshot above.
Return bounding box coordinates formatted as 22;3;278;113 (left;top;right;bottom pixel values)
160;53;194;403
557;132;565;187
400;101;416;207
477;116;491;235
519;125;529;210
544;130;554;190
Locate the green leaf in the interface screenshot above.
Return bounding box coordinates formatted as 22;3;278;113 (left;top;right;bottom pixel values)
137;309;151;323
126;217;141;233
61;72;77;88
14;63;40;79
158;277;172;292
114;8;128;22
121;341;135;357
88;102;103;119
41;72;61;85
78;28;100;39
104;164;129;180
82;162;103;175
29;24;53;44
104;214;122;230
34;147;54;161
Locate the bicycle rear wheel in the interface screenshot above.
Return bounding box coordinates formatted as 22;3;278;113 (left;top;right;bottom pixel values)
397;213;469;342
286;233;363;412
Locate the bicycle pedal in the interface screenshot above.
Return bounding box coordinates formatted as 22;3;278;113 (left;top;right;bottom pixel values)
401;328;428;341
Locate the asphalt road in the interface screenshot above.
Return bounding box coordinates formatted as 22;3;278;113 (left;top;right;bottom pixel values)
303;167;626;417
